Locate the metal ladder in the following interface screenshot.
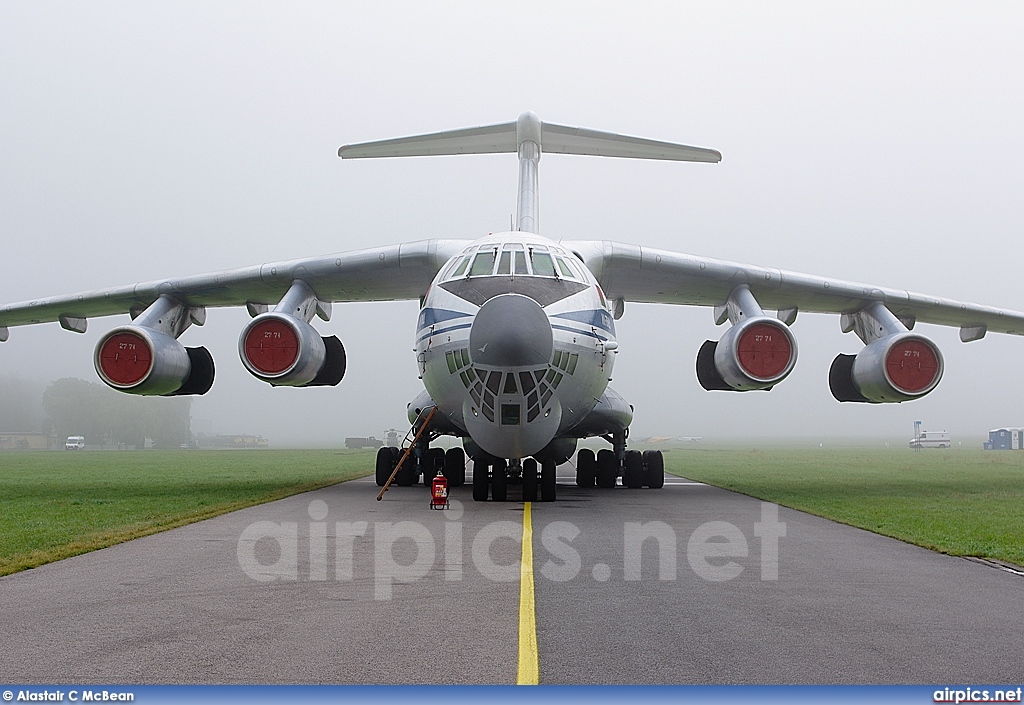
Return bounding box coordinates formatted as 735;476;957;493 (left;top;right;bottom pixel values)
376;407;437;501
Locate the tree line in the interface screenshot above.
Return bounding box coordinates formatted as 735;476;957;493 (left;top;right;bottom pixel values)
1;376;192;448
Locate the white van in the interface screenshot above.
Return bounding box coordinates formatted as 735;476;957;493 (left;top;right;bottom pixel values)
65;436;86;450
908;430;950;449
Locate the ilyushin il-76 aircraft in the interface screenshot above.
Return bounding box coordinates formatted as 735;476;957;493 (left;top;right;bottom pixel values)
3;112;1023;503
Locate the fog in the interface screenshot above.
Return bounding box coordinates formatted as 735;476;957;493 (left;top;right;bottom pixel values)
1;2;1022;446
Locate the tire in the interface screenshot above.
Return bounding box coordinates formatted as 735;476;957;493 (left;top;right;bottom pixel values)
445;447;466;487
424;447;445;486
472;460;489;502
395;447;415;486
541;460;557;502
576;448;596;488
522;458;538;502
643;449;664;489
491;458;508;502
623;450;644;489
375;446;394;487
596;449;618;489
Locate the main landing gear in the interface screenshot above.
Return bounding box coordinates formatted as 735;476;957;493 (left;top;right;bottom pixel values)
574;430;665;490
375;444;467;488
374;433;663;502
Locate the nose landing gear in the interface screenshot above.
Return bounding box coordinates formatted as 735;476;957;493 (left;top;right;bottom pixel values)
469;455;557;502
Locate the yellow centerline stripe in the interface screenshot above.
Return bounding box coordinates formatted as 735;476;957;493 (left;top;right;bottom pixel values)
517;501;539;685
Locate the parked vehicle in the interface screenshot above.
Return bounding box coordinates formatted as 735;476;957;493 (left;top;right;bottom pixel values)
65;435;85;450
909;430;950;449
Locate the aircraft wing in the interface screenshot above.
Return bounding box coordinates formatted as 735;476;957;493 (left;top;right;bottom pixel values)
566;240;1024;340
0;239;469;337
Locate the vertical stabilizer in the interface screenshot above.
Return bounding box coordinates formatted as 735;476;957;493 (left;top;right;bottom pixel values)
515;112;542;234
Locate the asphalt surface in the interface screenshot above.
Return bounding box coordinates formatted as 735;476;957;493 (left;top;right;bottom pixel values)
1;467;1022;684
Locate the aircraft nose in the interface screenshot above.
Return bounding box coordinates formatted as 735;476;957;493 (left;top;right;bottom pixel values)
469;294;553;366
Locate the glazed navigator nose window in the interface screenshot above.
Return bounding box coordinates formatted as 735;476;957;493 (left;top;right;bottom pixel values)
500;404;521;425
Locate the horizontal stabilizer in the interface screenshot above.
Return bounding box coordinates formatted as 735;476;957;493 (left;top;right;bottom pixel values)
339;122;518;158
542;123;721;162
339;112;721;163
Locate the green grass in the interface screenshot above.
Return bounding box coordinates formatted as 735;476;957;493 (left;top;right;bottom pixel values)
0;449;372;576
666;447;1024;566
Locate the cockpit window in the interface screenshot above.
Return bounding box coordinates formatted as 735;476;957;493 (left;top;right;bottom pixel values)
529;250;556;277
469;250;496;276
514;250;528;275
451;256;470;278
445;243;588;280
497;250;512;275
554;256;578;280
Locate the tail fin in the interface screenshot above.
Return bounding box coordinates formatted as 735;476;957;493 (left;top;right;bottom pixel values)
338;112;720;233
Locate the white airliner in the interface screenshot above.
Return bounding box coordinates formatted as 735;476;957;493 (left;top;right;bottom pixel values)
2;112;1023;502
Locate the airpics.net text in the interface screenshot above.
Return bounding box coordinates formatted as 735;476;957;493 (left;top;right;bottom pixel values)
236;500;786;600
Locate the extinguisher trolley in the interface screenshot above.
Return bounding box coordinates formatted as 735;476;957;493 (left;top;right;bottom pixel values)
430;470;449;510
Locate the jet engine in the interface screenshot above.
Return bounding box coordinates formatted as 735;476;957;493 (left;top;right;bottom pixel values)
830;333;942;403
94;296;214;396
829;302;943;403
238;280;345;387
697;285;797;391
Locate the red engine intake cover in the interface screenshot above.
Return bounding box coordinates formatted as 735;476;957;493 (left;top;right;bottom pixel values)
737;322;792;381
885;338;940;394
244;318;299;375
98;331;152;386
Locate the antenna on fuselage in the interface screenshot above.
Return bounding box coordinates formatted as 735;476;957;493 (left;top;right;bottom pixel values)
338;112;722;237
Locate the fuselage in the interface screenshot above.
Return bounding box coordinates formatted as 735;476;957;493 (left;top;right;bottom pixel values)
414;232;617;459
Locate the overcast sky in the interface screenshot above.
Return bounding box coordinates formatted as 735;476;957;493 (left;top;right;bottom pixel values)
1;2;1022;446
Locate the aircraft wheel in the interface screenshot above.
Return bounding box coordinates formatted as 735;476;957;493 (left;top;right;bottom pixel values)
576;448;596;488
643;449;664;489
445;447;466;487
396;462;414;486
395;447;415;486
424;447;445;486
596;449;618;489
492;458;508;502
375;446;394;487
541;460;557;501
622;450;644;489
472;460;489;501
522;458;538;502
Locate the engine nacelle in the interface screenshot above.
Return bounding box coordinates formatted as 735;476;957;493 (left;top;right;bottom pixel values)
239;312;346;387
697;316;797;391
94;326;215;396
830;333;943;403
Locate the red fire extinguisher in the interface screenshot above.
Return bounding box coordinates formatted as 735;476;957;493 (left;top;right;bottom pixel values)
430;470;449;510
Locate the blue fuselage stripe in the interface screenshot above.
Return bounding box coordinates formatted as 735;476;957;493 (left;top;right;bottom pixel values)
551;309;615;334
551;324;607;341
417;322;473;343
418;307;473;330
